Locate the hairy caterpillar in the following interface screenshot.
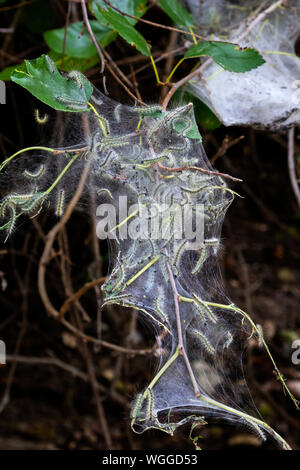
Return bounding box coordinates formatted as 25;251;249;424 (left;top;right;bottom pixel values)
3;205;16;240
166;136;192;153
97;188;113;200
0;192;45;216
34;109;48;124
144;388;155;421
98;140;128;152
102;293;132;306
171;115;193;136
129;144;142;162
191;245;207;275
24;164;45;179
110;264;125;294
90;95;103;106
133;105;163;115
192;294;218;324
113;103;122;122
192;302;206;322
173;239;188;274
21;193;46;213
67;70;85;89
94;149;114;169
0;198;16;220
93;114;110;136
1;193;33;214
256;324;264;348
159;255;171;284
45;54;55;74
154;293;168;323
192;329;215;356
55;190;65;217
131;389;155;423
243;418;266;442
204;238;219;255
135;165;155;182
142;154;167;165
130;393;144;420
56;96;88;111
104;257;126;294
223;331;233;349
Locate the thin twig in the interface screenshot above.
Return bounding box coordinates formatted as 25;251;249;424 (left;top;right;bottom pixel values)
0;7;22;67
160;30;179;101
166;260;200;398
60;318;153;356
223;154;300;240
102;0;205;40
0;28;14;33
210;135;245;165
287;127;300;209
5;355;127;407
0;0;36;12
0;232;37;413
59;228;91;322
103;48;135;90
127;48;186;83
88;186;104;347
129;64;142;103
38;157;92;319
60;276;106;316
158;162;242;183
80;0;105;73
61;0;72;69
237;0;287;42
105;60;146;105
161;60;212;109
6;355;98;384
74;311;113;449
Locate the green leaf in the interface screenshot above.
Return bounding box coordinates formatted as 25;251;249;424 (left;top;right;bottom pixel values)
96;7;151;56
172;109;202;141
184;41;265;72
193;99;221;130
11;55;93;112
0;52;99;81
49;51;100;73
0;63;27;81
184;123;202;140
44;21;116;59
172;90;221;130
90;0;146;26
134;0;147;19
157;0;194;28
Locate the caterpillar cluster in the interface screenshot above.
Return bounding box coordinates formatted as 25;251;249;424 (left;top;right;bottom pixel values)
0;86;293;449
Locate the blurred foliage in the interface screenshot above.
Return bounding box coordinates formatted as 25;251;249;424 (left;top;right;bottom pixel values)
1;0;264;129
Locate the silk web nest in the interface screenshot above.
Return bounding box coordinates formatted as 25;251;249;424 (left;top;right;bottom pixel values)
0;85;296;449
184;0;300;130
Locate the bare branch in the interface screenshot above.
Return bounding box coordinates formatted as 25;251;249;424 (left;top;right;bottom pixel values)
287;127;300;209
102;0;205;41
80;0;105;73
